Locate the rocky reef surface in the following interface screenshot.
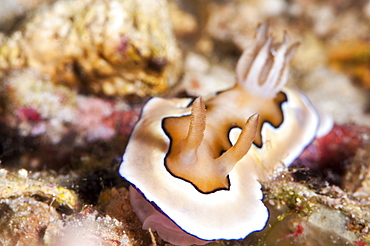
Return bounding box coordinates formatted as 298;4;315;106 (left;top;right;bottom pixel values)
1;0;370;245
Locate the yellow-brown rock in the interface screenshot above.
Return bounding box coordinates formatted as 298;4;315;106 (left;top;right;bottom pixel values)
329;41;370;88
0;0;182;97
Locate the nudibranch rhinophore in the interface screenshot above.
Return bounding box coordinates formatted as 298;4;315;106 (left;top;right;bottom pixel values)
120;24;325;245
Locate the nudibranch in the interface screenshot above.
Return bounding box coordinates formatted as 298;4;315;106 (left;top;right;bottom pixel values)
120;24;323;245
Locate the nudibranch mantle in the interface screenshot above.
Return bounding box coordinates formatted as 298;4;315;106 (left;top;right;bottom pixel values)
120;24;321;244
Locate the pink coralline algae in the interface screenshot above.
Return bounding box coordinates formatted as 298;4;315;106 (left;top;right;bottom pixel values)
354;240;367;246
77;98;117;142
1;70;140;144
9;97;140;144
76;97;140;142
16;107;42;123
293;123;370;183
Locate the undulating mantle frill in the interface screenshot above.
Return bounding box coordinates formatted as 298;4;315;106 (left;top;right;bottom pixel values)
119;24;324;245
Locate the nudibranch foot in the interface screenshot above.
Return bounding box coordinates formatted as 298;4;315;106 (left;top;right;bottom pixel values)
129;186;209;246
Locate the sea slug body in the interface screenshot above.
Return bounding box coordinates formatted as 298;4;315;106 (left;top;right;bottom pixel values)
120;24;325;245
